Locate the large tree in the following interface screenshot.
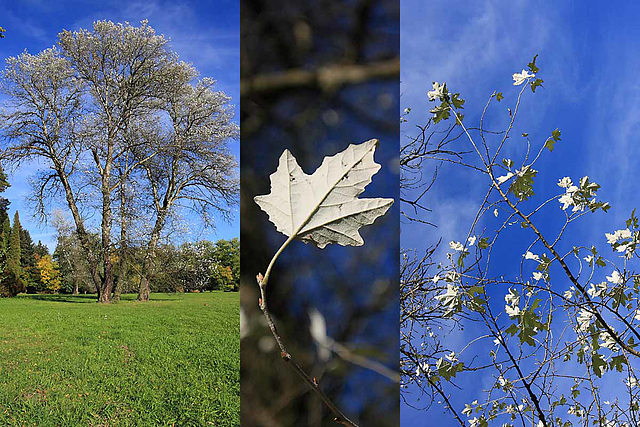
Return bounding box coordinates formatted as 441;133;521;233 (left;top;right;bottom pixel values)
0;21;237;303
133;77;238;301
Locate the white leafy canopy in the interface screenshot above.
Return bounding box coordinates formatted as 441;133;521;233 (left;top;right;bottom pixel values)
255;139;393;249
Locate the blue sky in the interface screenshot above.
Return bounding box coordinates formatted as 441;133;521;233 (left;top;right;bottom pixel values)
0;0;239;250
401;0;640;425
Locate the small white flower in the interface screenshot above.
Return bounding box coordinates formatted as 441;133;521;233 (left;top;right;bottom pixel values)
428;81;445;101
462;403;473;416
512;69;535;86
505;288;519;306
558;177;572;188
606;270;623;285
584;255;594;263
626;376;639;389
403;107;411;114
524;251;540;261
494;208;499;217
468;236;477;246
435;284;459;301
577;309;593;332
445;351;458;362
432;275;441;284
496;172;514;184
606;228;632;244
532;271;543;281
493;338;501;346
587;282;607;298
449;241;466;252
505;305;521;317
564;289;573;299
599;332;617;351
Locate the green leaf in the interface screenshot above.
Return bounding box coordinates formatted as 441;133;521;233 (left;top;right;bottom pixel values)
478;237;490;249
502;158;513;168
528;54;540;73
530;78;544;93
610;355;627;372
496;92;504;102
551;129;562;141
544;138;555;152
522;132;529;137
451;93;465;109
431;103;451;123
592;352;606;378
508;167;537;201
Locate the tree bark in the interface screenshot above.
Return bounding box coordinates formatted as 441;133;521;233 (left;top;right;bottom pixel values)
137;217;165;301
57;168;103;296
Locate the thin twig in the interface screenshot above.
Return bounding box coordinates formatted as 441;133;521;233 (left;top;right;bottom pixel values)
256;273;359;427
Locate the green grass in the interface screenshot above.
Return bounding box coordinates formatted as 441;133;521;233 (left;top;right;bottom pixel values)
0;292;239;426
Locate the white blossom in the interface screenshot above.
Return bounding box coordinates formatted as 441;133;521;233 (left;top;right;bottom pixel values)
512;69;535;86
449;241;467;252
587;282;607;298
558;177;572;188
599;332;618;351
524;251;540;261
428;81;445;101
606;270;623;285
577;309;593;332
496;172;514;184
468;236;477;246
505;305;521;317
606;228;632;244
493;208;499;217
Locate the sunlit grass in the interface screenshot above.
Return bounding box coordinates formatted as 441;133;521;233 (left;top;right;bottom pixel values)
0;292;239;426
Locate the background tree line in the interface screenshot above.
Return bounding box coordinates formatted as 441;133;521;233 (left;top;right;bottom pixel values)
0;167;239;297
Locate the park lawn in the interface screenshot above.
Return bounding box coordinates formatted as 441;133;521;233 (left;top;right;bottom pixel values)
0;292;239;427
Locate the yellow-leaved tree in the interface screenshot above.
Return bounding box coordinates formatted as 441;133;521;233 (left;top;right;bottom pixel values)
37;255;62;293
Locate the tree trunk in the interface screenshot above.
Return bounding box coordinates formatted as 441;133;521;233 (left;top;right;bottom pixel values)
138;223;163;301
72;274;79;295
113;174;129;302
98;153;114;304
113;250;125;302
58;171;102;295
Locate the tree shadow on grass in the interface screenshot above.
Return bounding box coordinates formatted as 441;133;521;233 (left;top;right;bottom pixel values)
21;294;98;304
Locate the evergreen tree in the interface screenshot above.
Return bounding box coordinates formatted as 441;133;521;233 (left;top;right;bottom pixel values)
20;228;35;267
8;211;21;269
34;241;49;258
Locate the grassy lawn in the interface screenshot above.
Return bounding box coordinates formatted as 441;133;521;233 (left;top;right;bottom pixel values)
0;292;239;426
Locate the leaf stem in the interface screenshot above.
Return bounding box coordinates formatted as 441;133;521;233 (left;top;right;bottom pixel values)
261;234;295;287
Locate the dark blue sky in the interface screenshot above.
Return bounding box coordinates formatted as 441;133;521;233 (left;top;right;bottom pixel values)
401;1;640;425
0;0;239;249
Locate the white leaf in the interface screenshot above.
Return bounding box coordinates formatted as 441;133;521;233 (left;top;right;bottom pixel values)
512;69;535;85
255;139;394;249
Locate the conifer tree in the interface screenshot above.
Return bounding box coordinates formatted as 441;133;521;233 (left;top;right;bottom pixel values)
20;228;35;267
8;211;21;269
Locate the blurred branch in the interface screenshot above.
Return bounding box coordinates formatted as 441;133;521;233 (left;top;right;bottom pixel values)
241;58;399;96
329;340;400;383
